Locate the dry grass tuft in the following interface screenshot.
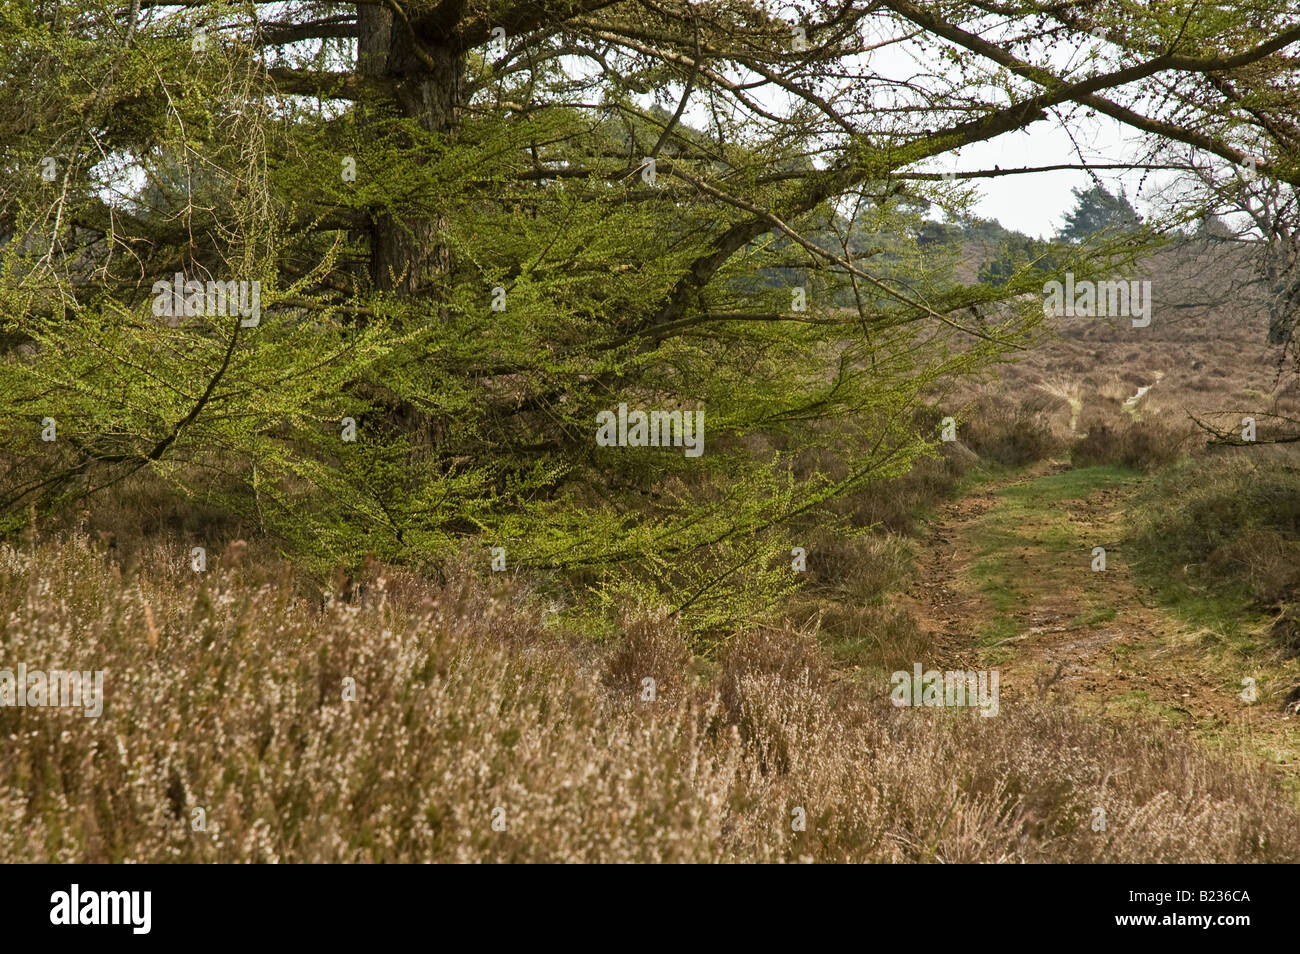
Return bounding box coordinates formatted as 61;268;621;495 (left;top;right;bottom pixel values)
959;393;1067;467
1070;416;1190;472
0;534;1296;862
601;603;694;701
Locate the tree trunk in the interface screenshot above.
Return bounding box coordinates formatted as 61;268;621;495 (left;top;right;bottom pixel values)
357;6;465;297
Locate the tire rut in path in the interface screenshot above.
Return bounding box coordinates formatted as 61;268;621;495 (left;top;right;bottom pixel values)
900;461;1297;772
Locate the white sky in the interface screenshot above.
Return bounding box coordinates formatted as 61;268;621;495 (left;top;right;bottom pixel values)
948;118;1153;238
632;7;1196;240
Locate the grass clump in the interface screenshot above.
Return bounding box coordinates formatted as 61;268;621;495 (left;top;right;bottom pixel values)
1129;447;1300;655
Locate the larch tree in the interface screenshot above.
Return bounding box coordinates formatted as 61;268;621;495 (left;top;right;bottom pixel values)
2;0;1298;631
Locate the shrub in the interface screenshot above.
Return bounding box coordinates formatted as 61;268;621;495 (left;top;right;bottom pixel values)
1129;448;1300;653
2;534;1297;862
1070;418;1186;471
961;393;1066;467
802;532;918;603
601;603;695;701
834;450;972;534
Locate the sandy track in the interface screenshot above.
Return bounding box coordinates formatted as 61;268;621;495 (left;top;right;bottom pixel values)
899;461;1300;776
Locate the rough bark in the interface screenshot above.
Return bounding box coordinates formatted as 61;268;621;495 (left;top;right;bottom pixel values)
357;4;465;297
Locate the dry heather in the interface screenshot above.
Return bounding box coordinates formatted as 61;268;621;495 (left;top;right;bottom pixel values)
943;242;1300;473
1;535;1296;863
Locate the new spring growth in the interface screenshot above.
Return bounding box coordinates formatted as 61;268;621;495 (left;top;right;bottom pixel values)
596;403;704;457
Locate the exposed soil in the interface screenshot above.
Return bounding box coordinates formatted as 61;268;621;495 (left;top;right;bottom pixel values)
900;460;1300;778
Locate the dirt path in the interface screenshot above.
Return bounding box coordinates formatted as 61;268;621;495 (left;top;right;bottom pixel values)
900;460;1300;776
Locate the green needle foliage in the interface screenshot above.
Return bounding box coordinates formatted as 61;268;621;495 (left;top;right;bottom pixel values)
2;0;1296;635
